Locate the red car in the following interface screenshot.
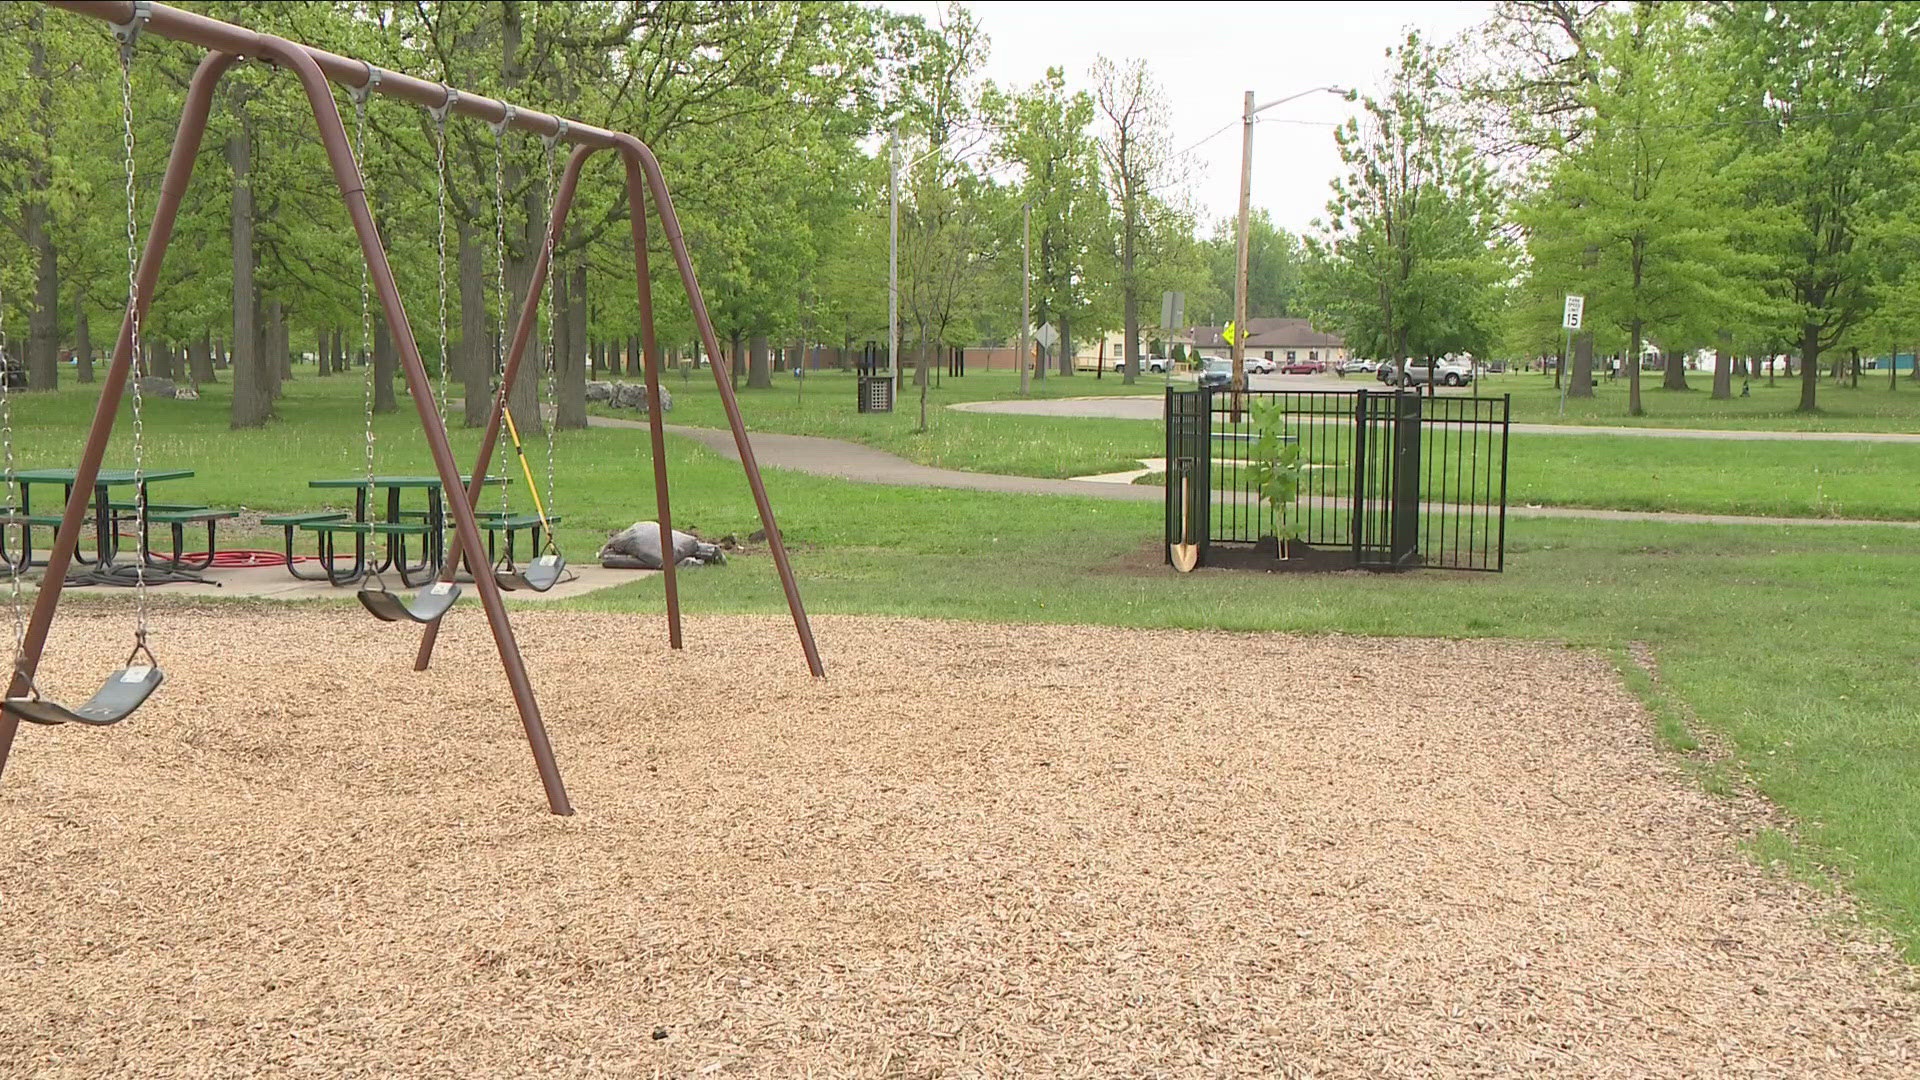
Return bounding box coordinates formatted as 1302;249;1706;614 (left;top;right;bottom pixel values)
1279;359;1325;374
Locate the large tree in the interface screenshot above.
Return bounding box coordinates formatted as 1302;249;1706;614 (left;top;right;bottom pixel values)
1518;3;1760;415
1716;1;1920;412
1303;33;1507;377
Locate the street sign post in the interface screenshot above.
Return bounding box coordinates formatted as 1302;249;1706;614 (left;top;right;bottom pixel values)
1559;294;1586;416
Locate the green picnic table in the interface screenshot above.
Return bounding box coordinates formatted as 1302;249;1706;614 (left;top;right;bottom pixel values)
6;467;195;579
285;475;505;586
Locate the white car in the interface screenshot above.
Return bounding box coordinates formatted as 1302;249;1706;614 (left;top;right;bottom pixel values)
1144;356;1173;374
1244;356;1277;375
1336;358;1379;375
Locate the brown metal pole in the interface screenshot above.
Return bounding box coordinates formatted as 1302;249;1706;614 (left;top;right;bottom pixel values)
414;142;594;672
259;36;572;815
615;137;822;677
0;51;238;782
625;156;682;650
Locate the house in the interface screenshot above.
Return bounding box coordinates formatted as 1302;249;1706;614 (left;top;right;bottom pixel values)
1190;318;1347;365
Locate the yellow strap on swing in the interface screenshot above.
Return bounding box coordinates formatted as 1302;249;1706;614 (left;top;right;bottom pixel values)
499;406;556;536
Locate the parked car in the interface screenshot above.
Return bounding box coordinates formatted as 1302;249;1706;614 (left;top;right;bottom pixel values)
1376;360;1475;387
1244;356;1276;375
1335;358;1379;375
1144;356;1174;374
1279;358;1325;375
1197;357;1235;390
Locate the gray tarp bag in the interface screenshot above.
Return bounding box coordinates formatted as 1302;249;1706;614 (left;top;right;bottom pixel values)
599;520;726;569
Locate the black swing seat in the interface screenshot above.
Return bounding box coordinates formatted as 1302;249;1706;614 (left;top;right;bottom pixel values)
495;553;566;593
357;579;460;624
5;664;163;727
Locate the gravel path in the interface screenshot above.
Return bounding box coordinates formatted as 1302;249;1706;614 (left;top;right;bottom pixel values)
3;608;1915;1076
950;395;1920;442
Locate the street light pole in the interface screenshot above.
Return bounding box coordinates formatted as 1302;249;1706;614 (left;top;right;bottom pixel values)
1233;84;1348;405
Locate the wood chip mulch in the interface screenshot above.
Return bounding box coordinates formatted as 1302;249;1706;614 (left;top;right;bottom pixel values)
2;609;1915;1077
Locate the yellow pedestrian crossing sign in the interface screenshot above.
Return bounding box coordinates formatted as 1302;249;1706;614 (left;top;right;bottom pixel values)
1222;321;1239;346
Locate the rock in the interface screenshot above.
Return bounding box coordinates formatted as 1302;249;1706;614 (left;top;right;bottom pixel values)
174;386;200;401
611;383;647;410
585;380;613;402
600;520;726;569
135;376;177;399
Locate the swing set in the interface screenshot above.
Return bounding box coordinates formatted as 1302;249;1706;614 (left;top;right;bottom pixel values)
0;0;824;816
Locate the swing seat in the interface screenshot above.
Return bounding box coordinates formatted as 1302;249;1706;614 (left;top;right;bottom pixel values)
5;663;163;727
357;580;461;624
496;552;566;593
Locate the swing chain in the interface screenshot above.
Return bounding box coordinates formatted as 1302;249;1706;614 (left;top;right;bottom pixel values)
491;112;513;522
354;78;376;488
541;135;559;534
0;273;22;673
120;27;150;642
432;89;453;425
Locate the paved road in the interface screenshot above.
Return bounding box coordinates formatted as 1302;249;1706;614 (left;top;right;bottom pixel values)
951;395;1920;443
583;416;1920;530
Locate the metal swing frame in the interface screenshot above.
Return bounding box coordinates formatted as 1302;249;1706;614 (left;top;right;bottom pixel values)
1;1;825;817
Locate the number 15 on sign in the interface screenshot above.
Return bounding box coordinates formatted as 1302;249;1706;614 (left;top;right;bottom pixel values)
1562;294;1585;331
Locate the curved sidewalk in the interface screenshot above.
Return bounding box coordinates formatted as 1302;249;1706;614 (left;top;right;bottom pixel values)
950;396;1920;443
585;416;1920;530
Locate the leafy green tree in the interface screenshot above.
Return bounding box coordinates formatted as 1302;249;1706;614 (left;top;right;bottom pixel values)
1715;0;1920;412
1517;3;1763;415
1303;33;1507;379
1202;210;1301;320
987;67;1112;381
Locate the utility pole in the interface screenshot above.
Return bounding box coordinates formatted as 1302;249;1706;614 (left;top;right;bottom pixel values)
1020;202;1031;397
1233;84;1347;409
1233;90;1254;408
888;125;900;401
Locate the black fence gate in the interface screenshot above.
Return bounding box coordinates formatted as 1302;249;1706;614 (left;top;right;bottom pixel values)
1164;387;1510;572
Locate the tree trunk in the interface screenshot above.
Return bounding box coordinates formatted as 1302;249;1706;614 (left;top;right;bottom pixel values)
1553;342;1564;389
1627;319;1645;415
457;219;489;427
73;293;94;384
556;260;588;429
146;339;173;381
190;331;214;387
1850;347;1859;389
628;333;642;377
372;314;397;413
1569;332;1595;398
1797;323;1819;412
1662;345;1689;391
729;331;743;390
1711;337;1731;400
229;116;270;429
747;334;772;389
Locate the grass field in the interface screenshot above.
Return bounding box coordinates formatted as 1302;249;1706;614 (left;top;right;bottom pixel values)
12;368;1920;959
1491;368;1920;431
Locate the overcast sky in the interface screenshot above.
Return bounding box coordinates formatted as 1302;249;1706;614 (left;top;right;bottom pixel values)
895;1;1496;236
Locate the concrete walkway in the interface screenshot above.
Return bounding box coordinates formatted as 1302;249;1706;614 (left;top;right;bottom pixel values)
590;416;1920;530
949;395;1920;442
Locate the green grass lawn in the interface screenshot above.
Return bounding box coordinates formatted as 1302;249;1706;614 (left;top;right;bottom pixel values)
643;366;1169;479
1488;369;1920;432
13;366;1920;960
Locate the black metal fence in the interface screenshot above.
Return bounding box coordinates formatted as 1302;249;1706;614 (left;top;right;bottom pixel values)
1165;387;1510;572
